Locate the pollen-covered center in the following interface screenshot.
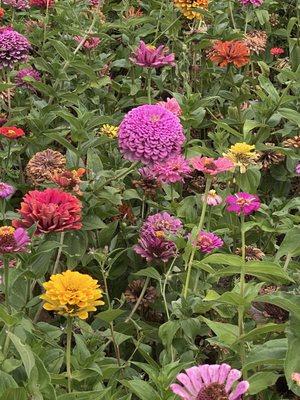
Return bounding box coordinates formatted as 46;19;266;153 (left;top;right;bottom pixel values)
0;226;16;247
196;383;228;400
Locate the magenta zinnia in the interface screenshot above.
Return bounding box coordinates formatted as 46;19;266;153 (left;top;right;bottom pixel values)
0;226;30;253
133;212;182;262
239;0;263;5
191;156;234;176
130;41;175;68
195;231;223;253
15;67;41;91
118;104;185;164
0;182;15;199
170;363;249;400
0;27;31;69
226;192;260;216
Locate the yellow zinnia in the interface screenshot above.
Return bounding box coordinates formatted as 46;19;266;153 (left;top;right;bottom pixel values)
223;142;259;173
41;270;104;319
173;0;208;20
100;124;119;138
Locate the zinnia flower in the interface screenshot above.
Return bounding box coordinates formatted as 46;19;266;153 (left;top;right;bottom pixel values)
125;279;157;309
100;124;119;138
270;47;284;56
74;35;100;50
292;372;300;386
41;270;104;319
133;212;182;262
296;163;300;175
244;30;267;55
225;192;260;216
52;169;84;195
195;231;223;253
15;67;41;91
29;0;55;7
203;189;222;206
0;226;30;253
240;0;263;5
118;104;185;164
223;142;258;173
0;7;5;18
157;97;182;116
13;188;82;234
0;27;31;69
130;41;175;68
173;0;208;20
208;40;250;68
0;126;25;139
235;245;265;261
3;0;29;9
0;182;15;199
282;135;300;148
26;149;66;185
190;156;234;176
170;363;249;400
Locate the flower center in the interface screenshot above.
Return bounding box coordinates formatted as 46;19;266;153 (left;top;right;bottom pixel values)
196;383;228;400
155;230;165;238
236;198;251;206
150;115;161;123
7;129;16;137
198;236;213;247
0;226;15;236
204;160;217;170
0;226;16;248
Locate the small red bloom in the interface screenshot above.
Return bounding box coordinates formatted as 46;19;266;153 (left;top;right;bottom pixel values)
208;40;250;68
270;47;284;56
0;126;25;139
0;7;5;18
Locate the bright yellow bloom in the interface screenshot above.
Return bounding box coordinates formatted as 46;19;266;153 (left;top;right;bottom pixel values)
100;124;119;138
41;270;104;319
223;142;259;173
173;0;208;20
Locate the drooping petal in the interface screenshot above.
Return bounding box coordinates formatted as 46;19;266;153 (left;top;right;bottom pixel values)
228;381;250;400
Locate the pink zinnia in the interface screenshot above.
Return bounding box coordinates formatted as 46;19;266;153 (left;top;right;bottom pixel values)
170;363;249;400
195;231;223;253
295;163;300;175
226;192;260;216
240;0;263;5
203;190;222;206
0;182;15;199
3;0;29;9
191;156;234;176
0;226;30;253
270;47;284;56
29;0;54;7
157;98;182;116
130;41;175;68
74;35;100;50
0;27;31;69
292;372;300;386
118;104;185;164
15;67;41;91
133;212;182;262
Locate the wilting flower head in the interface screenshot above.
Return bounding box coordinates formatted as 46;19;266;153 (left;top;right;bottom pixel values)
223;142;258;173
133;212;182;262
270;47;284;56
29;0;55;7
191;156;234;176
203;189;222;206
74;35;100;50
296;163;300;175
244;30;267;54
52;169;85;195
15;67;41;91
283;135;300;148
124;6;143;19
41;270;104;319
0;27;31;69
226;192;260;216
0;226;30;253
26;149;66;185
3;0;29;9
292;373;300;387
125;279;157;309
173;0;208;20
235;245;265;261
157;97;182;116
240;0;263;5
100;124;119;138
0;126;25;139
170;363;249;400
130;41;175;68
258;143;285;171
118;104;185;164
208;40;250;68
13;188;82;234
195;231;223;254
0;182;15;199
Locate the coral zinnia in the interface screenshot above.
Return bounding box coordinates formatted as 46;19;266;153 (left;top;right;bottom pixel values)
190;156;234;176
0;126;25;139
13;188;82;234
157;97;182;116
170;363;249;400
270;47;284;56
118;104;185;164
225;192;260;216
173;0;208;20
41;270;104;319
0;27;31;69
223;142;258;173
26;149;66;185
130;41;175;68
74;35;101;50
0;226;30;253
208;40;250;68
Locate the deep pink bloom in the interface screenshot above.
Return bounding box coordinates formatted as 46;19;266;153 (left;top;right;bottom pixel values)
157;98;182;116
2;0;29;9
29;0;54;7
195;231;223;253
89;0;99;5
0;226;30;253
0;27;31;69
74;35;100;50
133;212;182;262
203;190;222;206
270;47;284;56
170;363;249;400
130;41;175;68
226;192;260;216
15;67;41;91
296;163;300;175
240;0;263;5
191;156;234;176
0;182;15;199
118;104;185;164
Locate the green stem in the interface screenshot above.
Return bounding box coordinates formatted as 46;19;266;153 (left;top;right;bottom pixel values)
183;178;212;298
5;141;11;170
1;200;6;224
52;232;65;275
228;0;236;30
99;161;138;189
283;253;292;272
147;69;152;104
3;256;10;313
125;277;150;322
66;317;73;393
238;215;246;375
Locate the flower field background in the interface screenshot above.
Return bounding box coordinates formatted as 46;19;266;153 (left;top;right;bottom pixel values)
0;0;300;398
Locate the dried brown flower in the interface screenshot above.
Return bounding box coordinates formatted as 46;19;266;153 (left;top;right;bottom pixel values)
258;285;289;323
52;168;85;195
283;136;300;148
124;279;157;309
244;30;267;55
124;6;143;19
112;202;136;223
235;245;265;261
132;178;162;199
183;170;207;194
269;13;279;27
26;149;66;185
258;143;285;170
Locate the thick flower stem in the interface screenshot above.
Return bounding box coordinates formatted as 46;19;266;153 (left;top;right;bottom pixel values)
228;0;236;30
66;316;73;393
147;69;152;104
3;256;10;313
238;215;246;374
125;277;150;323
52;231;65;275
183;178;212;298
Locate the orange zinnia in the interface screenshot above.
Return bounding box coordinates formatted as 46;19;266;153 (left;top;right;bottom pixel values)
208;40;250;68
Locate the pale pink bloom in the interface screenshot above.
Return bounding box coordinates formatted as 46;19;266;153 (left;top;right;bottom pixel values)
203;189;222;206
74;35;100;50
292;372;300;386
157;98;182;116
191;156;234;176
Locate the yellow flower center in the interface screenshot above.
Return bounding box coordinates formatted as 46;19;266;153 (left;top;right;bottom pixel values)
0;226;15;237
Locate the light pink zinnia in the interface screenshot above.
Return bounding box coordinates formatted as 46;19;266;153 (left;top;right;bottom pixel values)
170;363;249;400
195;231;223;253
157;98;182;116
226;192;260;216
0;182;15;199
292;372;300;386
130;40;175;68
191;156;234;176
203;190;222;206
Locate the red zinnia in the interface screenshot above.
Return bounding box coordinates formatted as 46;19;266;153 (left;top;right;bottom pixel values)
0;126;25;139
29;0;55;7
0;7;5;18
270;47;284;56
13;188;82;234
208;40;250;68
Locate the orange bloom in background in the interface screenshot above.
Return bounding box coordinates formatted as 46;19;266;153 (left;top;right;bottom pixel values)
0;126;25;139
208;40;250;68
0;7;5;19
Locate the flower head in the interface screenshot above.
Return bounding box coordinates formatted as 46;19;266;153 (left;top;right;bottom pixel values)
173;0;208;20
130;41;175;68
157;97;182;116
29;0;55;7
204;189;222;206
258;143;285;171
125;279;157;309
0;182;15;199
282;135;300;148
244;30;267;54
0;7;5;18
118;104;185;164
52;169;85;195
195;231;223;253
0;27;31;69
134;212;182;262
41;270;104;319
296;163;300;175
226;192;260;216
0;226;30;253
223;142;258;173
208;40;250;68
0;126;25;139
13;188;82;234
270;47;284;56
191;156;234;176
15;67;41;91
3;0;29;9
74;35;100;50
170;363;249;400
235;245;265;261
292;373;300;386
240;0;263;5
100;124;119;138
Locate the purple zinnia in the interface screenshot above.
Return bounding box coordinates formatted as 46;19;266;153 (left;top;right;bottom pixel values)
0;182;15;199
295;163;300;175
2;0;29;9
170;363;249;400
15;67;41;91
118;104;185;164
226;192;260;216
130;40;175;68
0;226;30;253
239;0;263;5
133;212;182;262
0;27;31;69
195;231;223;253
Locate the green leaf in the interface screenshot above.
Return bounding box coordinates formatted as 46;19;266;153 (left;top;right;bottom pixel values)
278;108;300;127
57;390;109;400
276;227;300;259
0;371;18;396
121;380;161;400
159;320;180;347
257;292;300;315
248;372;279;395
0;305;20;326
236;323;286;343
96;308;125;323
43;131;80;156
8;333;35;379
200;317;238;346
200;254;243;267
50;40;73;61
0;388;27;400
285;313;300;396
244;339;287;372
258;76;280;102
235;168;261;192
133;267;161;281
